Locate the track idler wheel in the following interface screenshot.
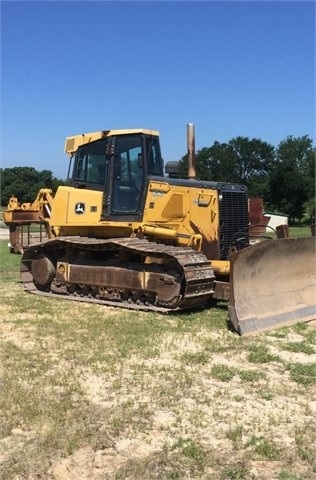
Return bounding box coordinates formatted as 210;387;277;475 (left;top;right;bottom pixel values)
31;256;56;286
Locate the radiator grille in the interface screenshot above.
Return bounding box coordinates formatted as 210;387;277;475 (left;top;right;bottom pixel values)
219;190;249;259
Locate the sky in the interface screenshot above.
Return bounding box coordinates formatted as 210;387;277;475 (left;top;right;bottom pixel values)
1;0;315;180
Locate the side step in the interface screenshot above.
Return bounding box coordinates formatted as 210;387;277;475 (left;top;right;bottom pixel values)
228;237;316;335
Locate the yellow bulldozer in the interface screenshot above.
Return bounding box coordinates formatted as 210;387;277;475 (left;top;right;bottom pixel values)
3;124;316;335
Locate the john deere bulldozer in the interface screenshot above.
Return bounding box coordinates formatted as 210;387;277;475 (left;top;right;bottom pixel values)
3;125;316;335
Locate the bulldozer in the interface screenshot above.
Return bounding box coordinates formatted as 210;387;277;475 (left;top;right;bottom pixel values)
3;124;316;335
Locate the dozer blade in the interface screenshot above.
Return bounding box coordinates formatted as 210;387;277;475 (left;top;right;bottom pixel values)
228;237;316;335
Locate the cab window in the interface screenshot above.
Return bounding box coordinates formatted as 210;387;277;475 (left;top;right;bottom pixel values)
111;135;144;213
146;136;163;176
73;140;107;185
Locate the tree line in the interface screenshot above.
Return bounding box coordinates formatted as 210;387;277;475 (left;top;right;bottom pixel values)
0;167;67;207
1;134;315;224
179;135;315;224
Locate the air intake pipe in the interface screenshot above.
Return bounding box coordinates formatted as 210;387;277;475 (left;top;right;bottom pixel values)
187;123;196;179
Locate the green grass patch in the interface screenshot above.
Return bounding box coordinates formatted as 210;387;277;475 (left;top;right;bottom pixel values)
286;362;316;386
289;225;313;238
282;341;315;355
278;470;306;480
247;344;281;364
211;363;236;382
0;240;21;281
180;349;210;364
225;425;243;448
238;369;267;382
293;322;316;344
246;435;280;460
295;425;316;468
172;437;207;471
220;463;250;480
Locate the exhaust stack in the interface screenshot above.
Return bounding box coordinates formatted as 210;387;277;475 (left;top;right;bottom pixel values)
187;123;196;179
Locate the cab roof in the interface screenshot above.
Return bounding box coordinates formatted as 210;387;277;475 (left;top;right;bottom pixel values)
64;128;160;155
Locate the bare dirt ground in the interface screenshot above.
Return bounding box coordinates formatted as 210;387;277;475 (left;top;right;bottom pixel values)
0;239;315;479
47;342;316;480
1;288;316;479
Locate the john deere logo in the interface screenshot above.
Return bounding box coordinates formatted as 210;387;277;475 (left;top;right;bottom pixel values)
75;202;85;214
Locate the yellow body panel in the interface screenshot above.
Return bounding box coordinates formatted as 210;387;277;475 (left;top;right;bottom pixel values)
47;181;222;262
50;186;103;225
142;180;220;259
50;186;136;238
65;128;160;155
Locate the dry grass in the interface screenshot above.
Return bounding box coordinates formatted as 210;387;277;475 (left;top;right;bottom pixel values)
0;240;315;480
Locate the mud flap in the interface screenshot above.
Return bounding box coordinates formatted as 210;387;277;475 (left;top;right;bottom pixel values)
228;237;316;335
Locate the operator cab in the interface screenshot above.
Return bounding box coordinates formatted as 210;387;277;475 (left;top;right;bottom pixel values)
67;129;163;217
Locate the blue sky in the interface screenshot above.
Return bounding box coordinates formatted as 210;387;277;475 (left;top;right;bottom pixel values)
1;1;315;180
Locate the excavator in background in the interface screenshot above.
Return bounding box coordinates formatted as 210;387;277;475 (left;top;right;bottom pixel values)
3;124;316;335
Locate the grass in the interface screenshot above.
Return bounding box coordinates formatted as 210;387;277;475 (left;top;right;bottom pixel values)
225;425;244;447
1;238;316;480
0;239;21;281
282;340;315;355
286;363;316;386
289;225;313;238
252;224;312;240
220;463;250;480
247;344;281;364
211;363;236;382
245;435;280;460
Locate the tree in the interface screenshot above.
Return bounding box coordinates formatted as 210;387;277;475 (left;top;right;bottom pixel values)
179;136;275;198
267;136;315;223
0;167;66;206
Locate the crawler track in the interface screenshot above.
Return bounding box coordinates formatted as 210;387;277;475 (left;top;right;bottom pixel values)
21;237;215;312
